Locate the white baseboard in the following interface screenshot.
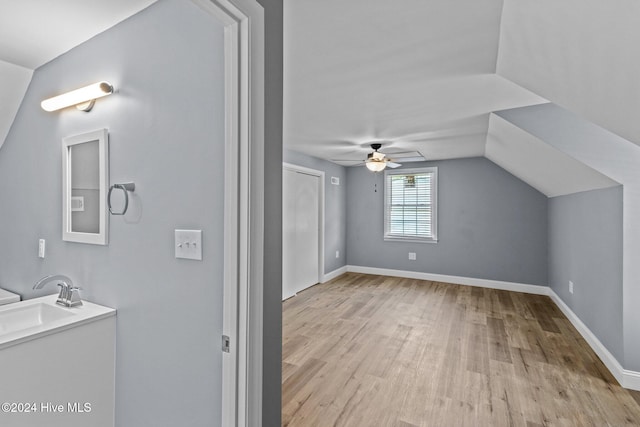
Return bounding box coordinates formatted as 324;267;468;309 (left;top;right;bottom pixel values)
322;266;348;283
344;265;640;391
547;289;640;390
346;265;549;295
622;369;640;391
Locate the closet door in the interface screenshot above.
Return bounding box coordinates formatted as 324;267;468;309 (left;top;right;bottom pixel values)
283;168;320;300
282;168;298;300
293;171;319;293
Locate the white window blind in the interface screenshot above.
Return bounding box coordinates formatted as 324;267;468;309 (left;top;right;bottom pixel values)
384;167;437;242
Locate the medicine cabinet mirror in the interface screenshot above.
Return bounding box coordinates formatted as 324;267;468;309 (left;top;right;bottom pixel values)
62;128;109;245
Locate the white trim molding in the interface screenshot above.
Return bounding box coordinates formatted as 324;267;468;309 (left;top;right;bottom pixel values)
547;289;640;391
623;370;640;391
322;266;348;283
345;265;640;391
346;265;549;295
190;0;265;426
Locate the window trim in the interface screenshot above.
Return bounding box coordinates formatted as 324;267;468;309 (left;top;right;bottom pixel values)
384;167;438;243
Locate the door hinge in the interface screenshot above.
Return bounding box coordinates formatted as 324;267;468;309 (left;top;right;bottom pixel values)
222;335;230;353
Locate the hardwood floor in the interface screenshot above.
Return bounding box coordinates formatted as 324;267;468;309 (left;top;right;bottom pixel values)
282;273;640;426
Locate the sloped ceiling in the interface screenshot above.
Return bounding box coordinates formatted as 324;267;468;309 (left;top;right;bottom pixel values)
497;0;640;148
0;0;157;149
486;114;618;197
0;61;32;148
284;0;634;197
284;0;547;163
284;0;546;165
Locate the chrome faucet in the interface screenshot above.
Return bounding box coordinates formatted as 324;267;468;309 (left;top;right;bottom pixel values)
33;275;83;307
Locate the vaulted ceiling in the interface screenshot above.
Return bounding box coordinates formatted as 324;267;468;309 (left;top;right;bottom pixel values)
284;0;547;162
284;0;637;196
0;0;636;198
0;0;157;148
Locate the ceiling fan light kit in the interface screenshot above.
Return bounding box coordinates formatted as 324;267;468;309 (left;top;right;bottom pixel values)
366;159;387;172
364;143;403;172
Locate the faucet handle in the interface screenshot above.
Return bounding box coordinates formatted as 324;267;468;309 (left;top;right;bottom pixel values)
67;287;83;307
56;283;68;297
55;283;83;308
56;283;69;306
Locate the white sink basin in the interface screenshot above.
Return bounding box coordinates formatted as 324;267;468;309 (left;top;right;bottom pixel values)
0;303;75;335
0;295;115;350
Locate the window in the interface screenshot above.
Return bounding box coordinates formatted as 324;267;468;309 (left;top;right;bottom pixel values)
384;167;437;243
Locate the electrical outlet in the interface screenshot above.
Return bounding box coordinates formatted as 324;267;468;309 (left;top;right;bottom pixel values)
408;252;416;261
336;250;340;258
569;280;574;294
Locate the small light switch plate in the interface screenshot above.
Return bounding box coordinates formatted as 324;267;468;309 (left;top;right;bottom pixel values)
71;196;85;212
175;229;202;260
38;239;45;259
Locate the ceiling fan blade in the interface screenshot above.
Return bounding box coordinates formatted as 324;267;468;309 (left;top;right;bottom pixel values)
372;151;386;160
386;161;402;168
394;156;425;163
385;151;425;162
330;158;364;162
331;159;364;167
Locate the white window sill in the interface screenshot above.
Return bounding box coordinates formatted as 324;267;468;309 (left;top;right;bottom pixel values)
384;236;438;244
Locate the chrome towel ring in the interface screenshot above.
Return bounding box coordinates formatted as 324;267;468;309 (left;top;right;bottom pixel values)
108;182;135;215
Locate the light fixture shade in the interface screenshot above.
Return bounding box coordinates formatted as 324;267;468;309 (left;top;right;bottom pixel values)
366;160;387;172
41;81;114;112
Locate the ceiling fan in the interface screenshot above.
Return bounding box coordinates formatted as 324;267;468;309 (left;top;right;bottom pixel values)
365;143;400;172
332;143;425;172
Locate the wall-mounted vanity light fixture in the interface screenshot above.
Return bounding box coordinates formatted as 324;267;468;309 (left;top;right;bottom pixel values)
41;81;114;112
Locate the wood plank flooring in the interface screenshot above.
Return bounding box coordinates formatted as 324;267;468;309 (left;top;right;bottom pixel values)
282;273;640;426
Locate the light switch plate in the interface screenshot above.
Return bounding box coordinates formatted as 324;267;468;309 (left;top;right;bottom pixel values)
71;196;85;212
175;229;202;260
38;239;46;259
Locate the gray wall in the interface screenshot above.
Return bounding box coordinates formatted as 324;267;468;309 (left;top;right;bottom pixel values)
0;1;227;425
548;186;624;362
257;0;283;425
497;103;640;371
346;157;548;285
284;149;347;274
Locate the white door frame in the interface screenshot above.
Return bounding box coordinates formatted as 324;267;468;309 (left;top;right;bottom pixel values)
283;162;325;288
191;1;264;426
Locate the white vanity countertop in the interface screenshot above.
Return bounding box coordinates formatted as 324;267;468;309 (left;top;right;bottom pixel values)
0;294;116;350
0;288;20;305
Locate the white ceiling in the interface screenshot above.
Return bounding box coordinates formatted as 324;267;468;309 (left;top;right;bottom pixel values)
284;0;547;164
284;0;635;197
0;0;157;150
497;0;640;148
0;0;157;69
0;0;633;199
